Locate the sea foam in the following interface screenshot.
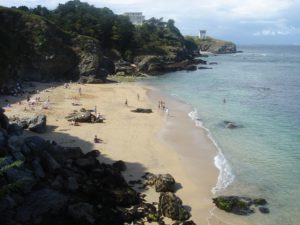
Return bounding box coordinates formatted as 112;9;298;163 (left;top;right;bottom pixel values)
188;109;235;194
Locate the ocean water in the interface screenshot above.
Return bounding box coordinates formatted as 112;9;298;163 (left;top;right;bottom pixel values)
142;45;300;225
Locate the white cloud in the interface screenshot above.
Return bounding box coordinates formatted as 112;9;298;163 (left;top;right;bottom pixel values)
253;19;300;36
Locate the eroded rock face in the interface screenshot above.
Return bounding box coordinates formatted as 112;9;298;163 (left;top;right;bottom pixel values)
159;192;191;221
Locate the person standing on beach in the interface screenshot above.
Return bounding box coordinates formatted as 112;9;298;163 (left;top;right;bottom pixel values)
78;87;82;96
165;107;169;116
137;93;140;101
94;105;97;114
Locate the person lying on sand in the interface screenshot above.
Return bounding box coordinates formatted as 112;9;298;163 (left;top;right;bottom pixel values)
70;120;79;126
94;135;102;143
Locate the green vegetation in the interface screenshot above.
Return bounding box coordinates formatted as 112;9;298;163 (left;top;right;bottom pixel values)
216;197;234;212
0;178;33;197
14;0;191;59
0;160;23;176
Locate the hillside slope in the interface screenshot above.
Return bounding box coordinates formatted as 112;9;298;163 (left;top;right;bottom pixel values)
0;7;114;85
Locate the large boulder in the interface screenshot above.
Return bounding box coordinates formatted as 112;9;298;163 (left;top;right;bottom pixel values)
22;136;47;156
28;114;47;133
155;174;176;192
8;135;25;160
0;108;9;130
16;188;68;223
66;111;95;123
7;123;23;136
68;202;95;225
158;192;190;221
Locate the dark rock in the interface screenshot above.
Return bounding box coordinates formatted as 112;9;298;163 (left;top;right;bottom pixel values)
5;167;33;183
209;62;218;65
180;220;197;225
84;149;100;158
113;160;127;172
68;202;95;225
75;157;98;170
198;66;212;69
259;206;270;214
0;195;16;211
0;156;14;168
49;146;84;164
41;151;61;173
159;192;190;221
28;114;47;133
253;198;267;206
17;118;29;129
0;108;9;130
8;136;25;160
155;174;176;192
223;121;242;129
22;136;47;156
7;123;23;136
131;108;153;113
212;196;254;215
16;188;68;223
51;176;64;190
0;128;8;148
67;176;79;192
111;188;140;206
32;158;46;178
66;111;96;123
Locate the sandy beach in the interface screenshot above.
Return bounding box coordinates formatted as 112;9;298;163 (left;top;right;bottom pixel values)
1;81;248;225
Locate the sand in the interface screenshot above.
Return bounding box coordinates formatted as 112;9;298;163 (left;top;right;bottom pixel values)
1;81;251;225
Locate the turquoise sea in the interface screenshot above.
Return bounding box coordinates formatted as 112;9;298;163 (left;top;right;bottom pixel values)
142;45;300;225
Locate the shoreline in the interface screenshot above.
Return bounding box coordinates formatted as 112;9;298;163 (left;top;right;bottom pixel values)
1;81;252;225
144;85;256;225
146;86;219;223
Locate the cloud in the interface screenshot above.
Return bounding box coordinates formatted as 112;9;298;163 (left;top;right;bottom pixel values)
252;19;300;36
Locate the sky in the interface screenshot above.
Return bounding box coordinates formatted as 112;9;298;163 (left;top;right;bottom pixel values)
1;0;300;44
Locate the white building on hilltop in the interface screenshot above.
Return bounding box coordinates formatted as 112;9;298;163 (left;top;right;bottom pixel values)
199;30;207;39
124;12;145;25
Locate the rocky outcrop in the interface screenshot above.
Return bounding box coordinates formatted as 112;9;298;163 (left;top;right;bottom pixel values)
0;108;197;224
154;174;176;192
159;192;191;221
0;7;114;86
213;196;269;215
65;110;104;123
199;37;237;54
73;35;115;84
134;55;206;75
223;121;243;129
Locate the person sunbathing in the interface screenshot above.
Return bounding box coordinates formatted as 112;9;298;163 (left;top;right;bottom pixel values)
94;135;102;143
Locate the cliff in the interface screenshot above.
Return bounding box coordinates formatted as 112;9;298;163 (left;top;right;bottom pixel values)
0;7;114;86
198;37;237;54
